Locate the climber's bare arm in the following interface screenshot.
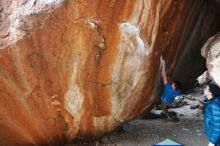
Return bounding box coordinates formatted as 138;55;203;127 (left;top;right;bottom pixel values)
162;61;168;85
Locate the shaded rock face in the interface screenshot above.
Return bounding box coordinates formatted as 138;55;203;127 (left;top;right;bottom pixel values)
215;0;220;7
202;33;220;87
0;0;220;145
171;0;220;85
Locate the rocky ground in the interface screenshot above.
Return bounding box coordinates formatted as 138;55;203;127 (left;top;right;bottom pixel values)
65;87;209;146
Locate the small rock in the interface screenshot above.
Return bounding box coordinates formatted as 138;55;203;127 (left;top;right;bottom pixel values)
173;134;178;137
168;116;179;122
175;95;184;101
100;136;110;144
170;101;187;108
191;97;196;101
195;129;202;136
178;114;184;117
190;105;199;109
181;128;190;132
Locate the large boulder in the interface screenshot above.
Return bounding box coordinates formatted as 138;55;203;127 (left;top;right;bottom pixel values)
202;33;220;87
0;0;220;145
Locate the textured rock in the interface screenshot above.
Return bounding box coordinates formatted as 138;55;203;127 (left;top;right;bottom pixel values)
202;33;220;87
171;0;220;85
197;71;212;85
0;0;220;146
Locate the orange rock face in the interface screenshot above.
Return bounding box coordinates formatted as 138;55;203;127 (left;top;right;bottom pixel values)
0;0;220;145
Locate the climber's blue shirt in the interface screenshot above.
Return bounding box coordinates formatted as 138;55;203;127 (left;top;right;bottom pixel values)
161;82;180;104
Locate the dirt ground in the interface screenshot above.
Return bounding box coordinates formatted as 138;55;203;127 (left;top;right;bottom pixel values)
66;119;207;146
65;90;209;146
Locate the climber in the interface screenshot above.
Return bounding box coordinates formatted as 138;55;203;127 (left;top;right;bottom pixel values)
203;83;220;146
160;60;181;119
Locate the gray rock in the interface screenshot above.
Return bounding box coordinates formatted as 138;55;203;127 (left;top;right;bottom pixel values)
201;33;220;87
190;105;199;109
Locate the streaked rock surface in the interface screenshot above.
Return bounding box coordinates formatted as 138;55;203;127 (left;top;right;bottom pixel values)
0;0;220;145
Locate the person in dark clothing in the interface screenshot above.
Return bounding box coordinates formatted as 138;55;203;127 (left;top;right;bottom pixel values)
160;61;181;118
203;83;220;146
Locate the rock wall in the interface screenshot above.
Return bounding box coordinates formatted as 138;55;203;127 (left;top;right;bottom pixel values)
171;0;220;85
0;0;220;145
